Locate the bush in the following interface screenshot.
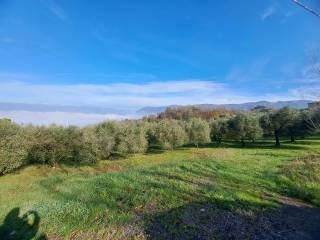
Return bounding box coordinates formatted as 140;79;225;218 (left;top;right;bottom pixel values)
0;119;29;175
154;119;187;150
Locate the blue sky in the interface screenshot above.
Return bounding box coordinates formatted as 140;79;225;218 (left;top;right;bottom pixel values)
0;0;319;109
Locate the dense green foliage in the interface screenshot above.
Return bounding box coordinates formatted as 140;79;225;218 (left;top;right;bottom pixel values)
209;118;229;144
153;119;187;150
157;106;235;120
186;118;211;147
0;107;319;174
115;121;148;154
0;119;28;175
227;113;262;145
260;107;313;146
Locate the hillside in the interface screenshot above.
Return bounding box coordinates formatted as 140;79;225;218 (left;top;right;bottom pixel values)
137;100;311;115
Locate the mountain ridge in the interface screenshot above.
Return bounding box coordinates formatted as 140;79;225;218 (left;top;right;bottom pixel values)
137;100;312;115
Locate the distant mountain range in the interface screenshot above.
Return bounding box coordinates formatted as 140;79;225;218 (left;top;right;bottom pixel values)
137;100;312;115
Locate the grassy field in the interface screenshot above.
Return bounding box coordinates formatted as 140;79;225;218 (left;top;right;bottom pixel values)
0;139;320;239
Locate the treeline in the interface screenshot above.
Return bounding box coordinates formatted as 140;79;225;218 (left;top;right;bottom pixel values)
1;106;319;175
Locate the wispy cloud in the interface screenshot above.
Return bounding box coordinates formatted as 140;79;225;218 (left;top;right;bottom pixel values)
0;79;228;108
281;11;295;24
226;58;270;83
260;5;276;21
1;69;317;109
44;0;67;21
0;68;318;116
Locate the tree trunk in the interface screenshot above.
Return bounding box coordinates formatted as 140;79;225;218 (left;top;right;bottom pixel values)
241;139;245;147
291;135;295;143
275;131;280;147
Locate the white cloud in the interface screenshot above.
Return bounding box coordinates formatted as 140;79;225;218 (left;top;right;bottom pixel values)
260;5;276;21
1;71;316;109
1;70;319;126
0;79;228;108
0;73;320;126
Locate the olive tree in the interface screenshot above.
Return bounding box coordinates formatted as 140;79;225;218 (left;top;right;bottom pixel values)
228;113;262;146
283;110;313;142
0;119;29;175
154;119;187;150
28;125;97;165
260;107;296;146
27;125;65;165
83;121;119;160
245;115;263;143
186;118;211;147
116;121;148;154
209;119;229;144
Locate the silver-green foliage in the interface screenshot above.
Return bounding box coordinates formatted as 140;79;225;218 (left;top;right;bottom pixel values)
116;121;148;154
83;121;118;160
209;118;229;143
28;125;97;165
228;113;262;144
154;119;187;150
0;119;28;175
186;118;211;147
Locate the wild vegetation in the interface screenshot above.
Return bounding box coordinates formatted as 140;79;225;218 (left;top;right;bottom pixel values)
1;107;319;175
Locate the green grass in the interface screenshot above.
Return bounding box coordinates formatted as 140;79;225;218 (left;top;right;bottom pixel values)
0;139;320;239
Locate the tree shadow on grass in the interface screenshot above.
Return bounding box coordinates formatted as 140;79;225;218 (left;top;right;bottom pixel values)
0;208;46;240
145;199;320;240
183;141;308;151
145;147;166;155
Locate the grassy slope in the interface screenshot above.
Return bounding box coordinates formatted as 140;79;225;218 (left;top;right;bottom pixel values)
0;139;320;239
